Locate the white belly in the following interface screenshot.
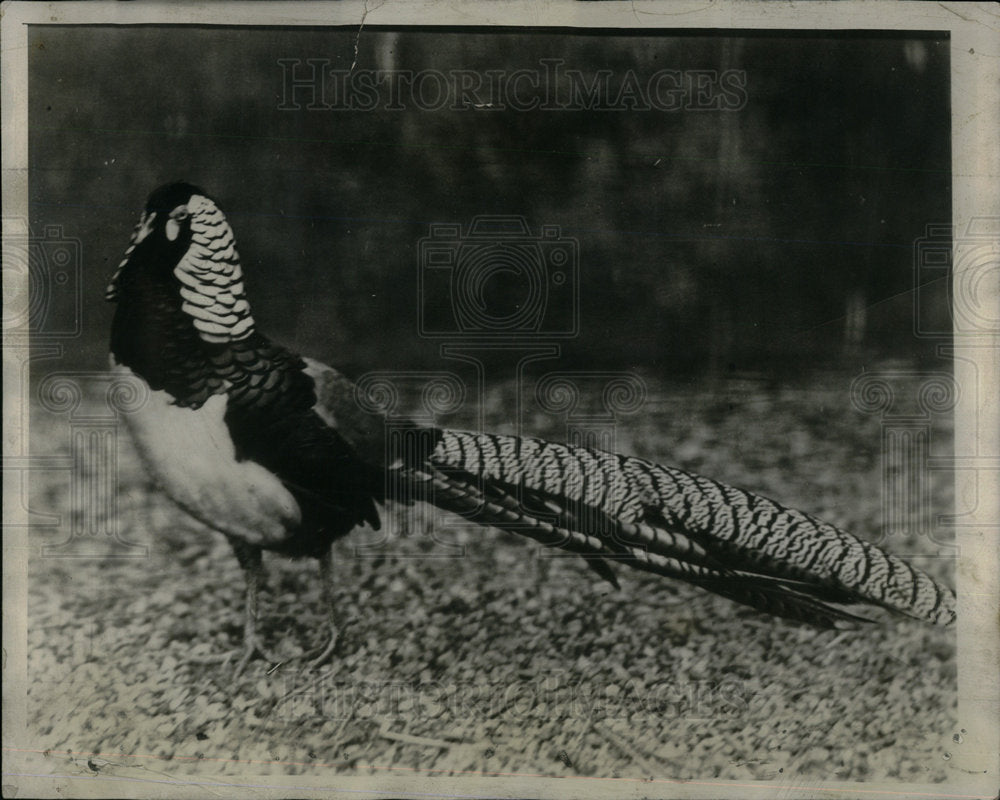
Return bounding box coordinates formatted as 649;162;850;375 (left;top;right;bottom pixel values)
111;362;301;547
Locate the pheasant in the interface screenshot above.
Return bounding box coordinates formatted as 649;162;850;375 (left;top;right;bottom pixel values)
107;182;956;675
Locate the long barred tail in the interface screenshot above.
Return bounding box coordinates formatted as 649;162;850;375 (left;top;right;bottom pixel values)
418;429;955;628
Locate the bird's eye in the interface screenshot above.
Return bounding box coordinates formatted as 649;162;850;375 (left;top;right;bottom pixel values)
165;207;189;242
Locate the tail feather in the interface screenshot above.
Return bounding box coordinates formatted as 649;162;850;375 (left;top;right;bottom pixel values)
416;467;874;627
419;469;615;559
424;429;956;627
691;575;876;628
583;536;874;628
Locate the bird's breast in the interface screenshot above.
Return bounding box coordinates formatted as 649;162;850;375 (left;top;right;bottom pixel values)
111;361;302;547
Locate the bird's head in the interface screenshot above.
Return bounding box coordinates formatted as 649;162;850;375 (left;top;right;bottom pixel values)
106;182;255;343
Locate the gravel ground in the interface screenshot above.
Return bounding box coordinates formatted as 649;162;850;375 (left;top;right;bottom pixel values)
23;371;957;784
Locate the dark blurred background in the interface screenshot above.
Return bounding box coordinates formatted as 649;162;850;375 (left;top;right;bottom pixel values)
28;27;951;379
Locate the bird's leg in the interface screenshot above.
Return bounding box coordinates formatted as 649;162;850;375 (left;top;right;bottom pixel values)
231;541;281;678
305;547;339;669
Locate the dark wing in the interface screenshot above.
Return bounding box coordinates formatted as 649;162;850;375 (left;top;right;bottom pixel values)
220;341;382;555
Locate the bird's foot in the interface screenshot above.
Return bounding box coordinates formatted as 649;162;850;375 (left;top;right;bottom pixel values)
233;634;283;679
187;636;283;678
301;622;338;670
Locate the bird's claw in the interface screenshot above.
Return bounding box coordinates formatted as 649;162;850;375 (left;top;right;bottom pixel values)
233;634;283;679
186;637;282;677
302;622;338;670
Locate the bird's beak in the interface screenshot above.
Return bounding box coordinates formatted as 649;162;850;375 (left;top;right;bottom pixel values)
135;212;156;244
105;211;155;302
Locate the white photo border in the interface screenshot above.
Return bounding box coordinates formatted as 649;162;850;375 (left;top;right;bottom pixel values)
3;2;997;798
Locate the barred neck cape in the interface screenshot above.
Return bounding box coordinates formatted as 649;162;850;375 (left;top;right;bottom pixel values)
173;194;254;343
107;186;255;344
